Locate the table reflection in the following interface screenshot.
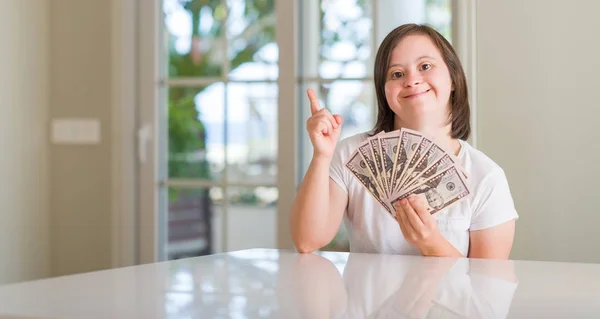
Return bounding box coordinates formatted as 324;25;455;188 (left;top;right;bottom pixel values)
277;253;518;319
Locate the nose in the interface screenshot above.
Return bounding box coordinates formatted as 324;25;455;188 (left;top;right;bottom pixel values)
403;71;423;87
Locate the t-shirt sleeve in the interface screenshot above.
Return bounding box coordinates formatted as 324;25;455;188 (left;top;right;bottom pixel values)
329;141;349;194
470;167;519;231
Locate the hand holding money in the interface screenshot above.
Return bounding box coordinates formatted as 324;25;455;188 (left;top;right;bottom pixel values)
345;128;470;216
306;89;344;160
395;195;445;252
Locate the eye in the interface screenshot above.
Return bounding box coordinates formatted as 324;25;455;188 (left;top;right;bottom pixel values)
420;63;432;71
391;71;404;79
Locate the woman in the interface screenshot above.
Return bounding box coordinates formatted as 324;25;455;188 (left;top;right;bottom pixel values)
290;24;518;259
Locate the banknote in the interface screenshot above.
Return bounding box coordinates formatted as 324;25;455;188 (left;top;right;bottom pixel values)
396;136;433;193
402;153;459;192
345;150;393;214
390;166;470;215
378;132;400;194
345;129;471;216
369;136;389;197
357;141;384;194
391;129;423;194
399;143;446;191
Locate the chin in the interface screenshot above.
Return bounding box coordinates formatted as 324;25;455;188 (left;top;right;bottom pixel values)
395;104;444;122
403;100;437;114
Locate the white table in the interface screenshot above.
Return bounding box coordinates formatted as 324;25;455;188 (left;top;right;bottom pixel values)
0;249;599;318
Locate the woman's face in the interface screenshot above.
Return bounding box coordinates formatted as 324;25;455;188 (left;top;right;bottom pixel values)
384;34;453;127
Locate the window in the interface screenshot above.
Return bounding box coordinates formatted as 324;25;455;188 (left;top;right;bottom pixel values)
161;0;278;259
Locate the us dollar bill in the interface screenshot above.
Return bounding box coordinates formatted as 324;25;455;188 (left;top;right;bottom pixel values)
399;143;446;190
402;153;458;191
369;137;389;197
396;136;432;193
390;129;423;194
390;166;470;215
358;141;384;195
378;132;400;195
345;150;393;214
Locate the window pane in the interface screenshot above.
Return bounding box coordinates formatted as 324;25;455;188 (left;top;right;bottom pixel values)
166;186;223;259
163;0;226;78
168;84;224;181
226;83;277;185
376;0;452;45
212;187;277;252
168;186;275;257
227;0;278;81
299;0;374;79
426;0;452;42
321;0;373;79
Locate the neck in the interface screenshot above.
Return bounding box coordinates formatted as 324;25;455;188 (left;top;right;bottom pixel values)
394;117;461;156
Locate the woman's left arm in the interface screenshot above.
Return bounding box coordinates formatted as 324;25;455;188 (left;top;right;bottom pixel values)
468;219;515;259
466;167;519;259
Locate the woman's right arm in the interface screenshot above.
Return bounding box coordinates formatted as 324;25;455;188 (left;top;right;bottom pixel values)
290;89;348;253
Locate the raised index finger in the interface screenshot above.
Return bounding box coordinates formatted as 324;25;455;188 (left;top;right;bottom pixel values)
307;89;322;115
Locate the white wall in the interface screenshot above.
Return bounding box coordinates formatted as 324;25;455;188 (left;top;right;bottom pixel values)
0;0;50;284
477;0;600;263
49;0;114;276
0;0;114;284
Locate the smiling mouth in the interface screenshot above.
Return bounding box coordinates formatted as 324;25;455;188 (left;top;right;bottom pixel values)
404;89;431;99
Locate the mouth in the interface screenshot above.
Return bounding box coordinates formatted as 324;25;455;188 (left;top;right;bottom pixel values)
403;89;431;99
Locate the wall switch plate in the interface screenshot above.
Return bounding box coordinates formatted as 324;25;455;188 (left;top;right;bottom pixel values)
51;118;101;145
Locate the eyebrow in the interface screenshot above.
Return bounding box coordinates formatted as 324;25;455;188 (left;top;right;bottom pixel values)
388;55;437;69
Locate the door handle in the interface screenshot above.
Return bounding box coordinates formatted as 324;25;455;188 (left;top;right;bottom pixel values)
137;124;153;164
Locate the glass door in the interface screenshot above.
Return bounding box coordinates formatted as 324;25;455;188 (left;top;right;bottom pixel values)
137;0;283;262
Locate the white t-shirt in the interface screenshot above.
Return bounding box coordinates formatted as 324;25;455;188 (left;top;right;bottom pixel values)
329;132;519;256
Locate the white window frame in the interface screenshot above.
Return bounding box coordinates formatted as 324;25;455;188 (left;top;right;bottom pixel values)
452;0;478;147
110;0;138;267
135;0;299;263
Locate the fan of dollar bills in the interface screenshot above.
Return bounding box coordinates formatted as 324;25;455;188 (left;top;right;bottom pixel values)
345;128;471;217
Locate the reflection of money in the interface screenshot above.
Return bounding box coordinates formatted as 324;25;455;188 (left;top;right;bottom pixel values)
390;166;470;215
378;133;399;194
396;137;432;193
369;138;389;197
345;151;393;214
391;130;422;194
400;143;445;190
402;154;457;191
